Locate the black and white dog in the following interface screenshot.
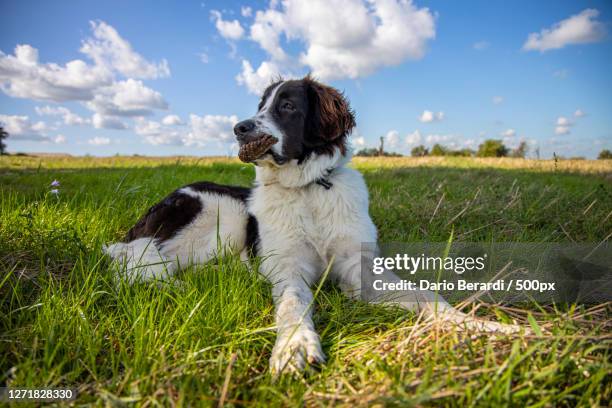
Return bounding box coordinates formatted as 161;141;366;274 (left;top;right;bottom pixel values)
105;76;519;375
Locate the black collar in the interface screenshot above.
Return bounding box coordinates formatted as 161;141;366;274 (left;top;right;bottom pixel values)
314;167;334;190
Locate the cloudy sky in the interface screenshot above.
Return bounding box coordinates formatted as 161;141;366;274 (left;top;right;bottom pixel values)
1;0;610;158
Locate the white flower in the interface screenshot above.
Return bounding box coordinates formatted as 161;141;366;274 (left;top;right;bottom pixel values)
50;189;59;195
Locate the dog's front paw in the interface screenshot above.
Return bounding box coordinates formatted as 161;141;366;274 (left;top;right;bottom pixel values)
270;327;326;376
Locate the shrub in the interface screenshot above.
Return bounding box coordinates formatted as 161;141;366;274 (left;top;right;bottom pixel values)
477;139;508;157
411;145;429;157
597;149;612;159
430;144;447;156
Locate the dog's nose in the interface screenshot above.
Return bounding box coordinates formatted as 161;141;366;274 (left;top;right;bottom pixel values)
234;120;256;138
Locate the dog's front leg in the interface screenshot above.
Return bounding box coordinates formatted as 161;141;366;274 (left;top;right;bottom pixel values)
265;262;325;375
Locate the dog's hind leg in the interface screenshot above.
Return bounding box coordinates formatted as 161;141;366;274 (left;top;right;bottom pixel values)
104;237;177;284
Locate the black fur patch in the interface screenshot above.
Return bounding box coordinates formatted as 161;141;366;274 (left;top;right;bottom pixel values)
124;181;252;243
124;190;202;242
245;214;260;257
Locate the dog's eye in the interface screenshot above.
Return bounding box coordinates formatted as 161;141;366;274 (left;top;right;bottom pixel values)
281;102;295;111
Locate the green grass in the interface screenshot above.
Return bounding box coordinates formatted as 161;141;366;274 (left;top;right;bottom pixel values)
1;155;611;406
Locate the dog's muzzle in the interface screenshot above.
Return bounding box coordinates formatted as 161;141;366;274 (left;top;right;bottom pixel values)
234;119;280;163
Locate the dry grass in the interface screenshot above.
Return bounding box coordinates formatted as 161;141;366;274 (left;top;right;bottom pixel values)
354;156;612;175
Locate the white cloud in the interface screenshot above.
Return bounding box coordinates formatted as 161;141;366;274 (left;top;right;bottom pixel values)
555;126;570;135
556;116;571;126
236;59;282;95
134;117;182;145
555;116;572;135
492;96;503;105
142;132;182;146
249;8;289;61
235;0;436;91
405;129;422;145
35;105;89;125
86;79;168;117
0;20;170;134
419;110;444;123
353;136;366;147
523;9;606;52
88;136;111;146
294;0;436;80
198;52;209;64
241;6;253;17
0;21;169;104
211;10;245;40
0;114;48;140
574;109;585;118
92;113;127;129
501;128;516;138
134;118;162;135
161;114;183;126
384;130;400;149
54;134;66;144
133;114;239;146
80;20;170;78
473;41;490;50
425;134;456;147
183;114;239;146
0;44;112;101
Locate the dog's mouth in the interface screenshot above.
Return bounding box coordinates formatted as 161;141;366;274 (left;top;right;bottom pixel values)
237;134;279;163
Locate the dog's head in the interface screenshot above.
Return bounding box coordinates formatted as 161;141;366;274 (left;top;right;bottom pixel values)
234;76;355;164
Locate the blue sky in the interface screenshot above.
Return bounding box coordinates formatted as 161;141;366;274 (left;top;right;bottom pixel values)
1;0;610;158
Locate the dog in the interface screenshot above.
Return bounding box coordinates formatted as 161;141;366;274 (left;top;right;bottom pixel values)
105;75;520;375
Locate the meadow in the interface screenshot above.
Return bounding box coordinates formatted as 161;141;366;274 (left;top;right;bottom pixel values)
1;154;611;406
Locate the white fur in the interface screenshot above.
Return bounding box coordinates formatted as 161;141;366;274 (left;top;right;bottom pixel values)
253;82;285;156
104;237;173;283
105;188;248;284
162;188;248;264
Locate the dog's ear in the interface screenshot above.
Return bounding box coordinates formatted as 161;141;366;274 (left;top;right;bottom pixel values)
305;76;355;147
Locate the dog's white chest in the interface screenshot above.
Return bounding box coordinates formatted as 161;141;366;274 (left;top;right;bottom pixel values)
249;181;342;261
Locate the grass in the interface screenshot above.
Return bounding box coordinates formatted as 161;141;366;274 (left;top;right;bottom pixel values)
1;154;611;406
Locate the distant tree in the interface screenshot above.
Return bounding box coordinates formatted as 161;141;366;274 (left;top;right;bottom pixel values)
0;126;8;155
448;148;475;157
411;145;429;157
355;147;402;157
477;139;508;157
430;144;447;156
598;149;612;159
355;148;379;157
510;141;528;158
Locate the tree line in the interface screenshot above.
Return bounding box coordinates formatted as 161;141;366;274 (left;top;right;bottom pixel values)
355;136;612;160
356;138;528;158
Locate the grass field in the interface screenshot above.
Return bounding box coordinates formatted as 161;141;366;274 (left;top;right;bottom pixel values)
1;155;611;406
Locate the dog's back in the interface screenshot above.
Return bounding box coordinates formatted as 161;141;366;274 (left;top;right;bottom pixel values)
105;181;252;283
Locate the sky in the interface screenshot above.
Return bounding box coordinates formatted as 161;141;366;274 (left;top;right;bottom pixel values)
0;0;611;158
